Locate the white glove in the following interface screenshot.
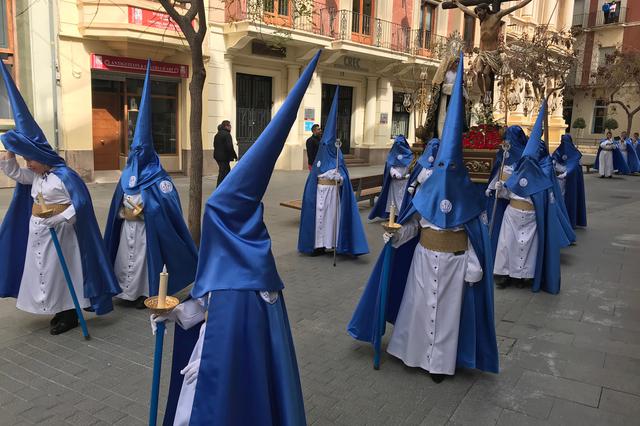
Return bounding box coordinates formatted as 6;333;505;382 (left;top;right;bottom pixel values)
404;174;411;179
495;181;504;191
485;188;493;197
383;232;394;244
407;185;415;195
558;172;567;179
150;312;177;335
180;359;201;385
41;214;68;228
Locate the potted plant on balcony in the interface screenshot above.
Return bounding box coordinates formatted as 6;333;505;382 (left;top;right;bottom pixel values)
571;117;586;138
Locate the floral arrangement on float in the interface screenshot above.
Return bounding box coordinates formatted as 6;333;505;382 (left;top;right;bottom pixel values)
462;104;504;183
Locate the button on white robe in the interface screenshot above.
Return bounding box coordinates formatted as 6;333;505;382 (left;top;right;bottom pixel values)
599;140;615;177
386;166;409;213
315;169;342;249
387;216;483;375
494;189;538;279
0;158;89;315
114;194;149;301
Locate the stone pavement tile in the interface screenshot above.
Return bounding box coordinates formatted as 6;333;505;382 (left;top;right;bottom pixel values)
598;388;640;417
572;334;640;359
113;415;147;426
581;310;640;332
418;407;450;426
503;323;575;345
511;339;605;369
0;408;33;426
603;353;640;375
497;409;548;426
548;399;634;426
449;395;504;425
466;379;554;419
62;409;100;426
92;405;128;424
515;371;602;407
556;362;640;396
17;406;55;423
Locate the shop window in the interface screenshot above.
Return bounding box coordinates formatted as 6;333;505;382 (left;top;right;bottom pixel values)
0;0;15;121
592;99;607;134
126;78;178;155
391;92;410;138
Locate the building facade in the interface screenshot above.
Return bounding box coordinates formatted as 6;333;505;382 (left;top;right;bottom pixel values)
0;0;575;185
568;0;639;151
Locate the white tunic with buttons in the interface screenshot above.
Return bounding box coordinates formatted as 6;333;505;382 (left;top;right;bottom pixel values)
387;215;483;375
315;168;342;249
114;193;149;301
598;139;615;177
554;162;567;197
493;189;538;279
386;166;409;213
0;157;89;315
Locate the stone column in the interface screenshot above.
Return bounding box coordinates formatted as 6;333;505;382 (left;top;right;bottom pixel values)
363;76;378;146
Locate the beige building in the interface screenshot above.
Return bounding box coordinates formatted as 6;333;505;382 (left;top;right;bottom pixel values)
0;0;575;187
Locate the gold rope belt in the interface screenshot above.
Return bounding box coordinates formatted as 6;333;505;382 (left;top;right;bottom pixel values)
121;207;145;221
32;203;71;218
318;179;341;186
510;199;535;211
419;228;468;253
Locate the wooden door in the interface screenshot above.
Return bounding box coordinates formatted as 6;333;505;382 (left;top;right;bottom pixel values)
92;92;121;170
351;0;374;45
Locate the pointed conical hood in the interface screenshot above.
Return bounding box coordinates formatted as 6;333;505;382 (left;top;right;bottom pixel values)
386;135;413;167
312;87;344;174
411;52;483;229
522;101;546;160
505;101;553;197
0;61;64;166
417;138;440;169
192;51;321;296
554;134;582;165
120;60;165;193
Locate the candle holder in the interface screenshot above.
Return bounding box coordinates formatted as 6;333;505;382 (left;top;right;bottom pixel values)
382;222;402;233
144;295;180;315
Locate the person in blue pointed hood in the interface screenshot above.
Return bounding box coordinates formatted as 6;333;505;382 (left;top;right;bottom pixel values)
103;61;197;309
594;130;629;177
617;131;640;173
552;134;587;228
348;53;498;383
368;135;413;221
485;125;528;252
151;52;321;426
493;102;569;294
0;61;120;335
298;87;369;257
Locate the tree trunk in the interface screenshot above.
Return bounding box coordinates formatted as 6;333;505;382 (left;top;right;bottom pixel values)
188;44;206;246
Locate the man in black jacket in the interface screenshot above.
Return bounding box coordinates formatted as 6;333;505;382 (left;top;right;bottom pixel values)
306;124;322;170
213;120;237;186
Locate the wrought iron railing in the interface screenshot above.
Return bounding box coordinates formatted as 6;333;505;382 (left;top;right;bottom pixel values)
573;7;629;28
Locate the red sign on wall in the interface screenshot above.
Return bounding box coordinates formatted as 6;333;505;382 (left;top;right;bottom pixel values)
128;6;181;32
90;54;189;79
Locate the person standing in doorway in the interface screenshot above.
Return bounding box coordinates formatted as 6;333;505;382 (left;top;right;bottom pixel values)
306;124;322;170
213;120;237;186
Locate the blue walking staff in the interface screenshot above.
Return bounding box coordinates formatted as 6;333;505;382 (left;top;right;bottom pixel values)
48;227;91;340
374;204;401;370
145;266;179;426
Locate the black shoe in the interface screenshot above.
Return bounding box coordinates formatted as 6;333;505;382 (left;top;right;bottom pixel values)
520;278;534;288
515;279;527;289
50;310;79;335
50;312;63;327
135;296;148;310
430;373;446;384
494;275;509;289
83;306;94;313
310;248;326;257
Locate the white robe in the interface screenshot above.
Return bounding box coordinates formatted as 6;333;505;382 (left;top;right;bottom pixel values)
619;141;628;164
493;188;538;279
314;169;342;249
554;162;567;197
599;139;615;177
387;216;483;375
171;292;278;426
0;158;89;315
386;166;409;213
114;193;149;301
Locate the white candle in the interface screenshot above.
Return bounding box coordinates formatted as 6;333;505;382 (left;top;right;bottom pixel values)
389;203;396;227
157;265;168;309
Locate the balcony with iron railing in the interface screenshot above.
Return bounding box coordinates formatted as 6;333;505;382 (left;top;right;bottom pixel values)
223;1;444;59
572;7;629;29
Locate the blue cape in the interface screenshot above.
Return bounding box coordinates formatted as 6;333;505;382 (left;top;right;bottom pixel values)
594;139;631;174
485;126;528;252
540;156;576;245
347;212;499;373
104;59;197;296
298;88;369;256
397;138;440;215
103;178;198;296
552;135;587;228
622;138;640;173
163;51;322;426
368;135;413;220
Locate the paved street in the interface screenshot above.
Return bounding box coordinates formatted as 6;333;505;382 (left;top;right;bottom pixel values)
0;167;639;425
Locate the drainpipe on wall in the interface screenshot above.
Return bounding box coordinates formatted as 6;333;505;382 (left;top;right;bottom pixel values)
48;0;60;151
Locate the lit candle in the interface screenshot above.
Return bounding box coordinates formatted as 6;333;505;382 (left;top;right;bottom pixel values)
157;265;168;309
